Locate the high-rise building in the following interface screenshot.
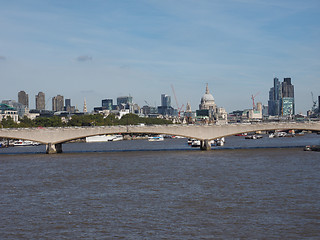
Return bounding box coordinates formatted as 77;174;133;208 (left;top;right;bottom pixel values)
161;94;171;108
102;99;113;110
18;91;29;108
117;96;133;112
117;96;133;106
36;92;46;111
52;95;64;112
281;78;295;115
64;98;76;113
158;94;174;116
65;99;71;108
268;77;295;116
65;99;71;112
282;78;294;98
268;78;282;116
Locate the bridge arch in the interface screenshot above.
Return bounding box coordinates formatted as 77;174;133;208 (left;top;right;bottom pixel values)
0;122;319;153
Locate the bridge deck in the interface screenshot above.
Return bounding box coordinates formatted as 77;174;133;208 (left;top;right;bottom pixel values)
1;122;319;153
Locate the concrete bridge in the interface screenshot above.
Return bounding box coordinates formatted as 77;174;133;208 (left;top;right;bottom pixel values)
0;122;319;153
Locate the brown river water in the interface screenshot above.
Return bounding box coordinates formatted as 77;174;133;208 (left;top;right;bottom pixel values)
1;134;319;239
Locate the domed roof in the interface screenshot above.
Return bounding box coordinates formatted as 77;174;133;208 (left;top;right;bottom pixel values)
201;84;215;102
202;93;215;102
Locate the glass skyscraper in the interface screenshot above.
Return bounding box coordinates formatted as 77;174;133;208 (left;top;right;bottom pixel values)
102;99;113;110
268;77;295;116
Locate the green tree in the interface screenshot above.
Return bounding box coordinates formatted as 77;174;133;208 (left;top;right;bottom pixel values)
1;116;18;128
34;116;64;127
104;114;118;125
19;116;34;128
119;113;141;125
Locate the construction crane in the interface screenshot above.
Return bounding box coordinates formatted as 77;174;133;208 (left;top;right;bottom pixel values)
171;84;184;118
251;92;260;110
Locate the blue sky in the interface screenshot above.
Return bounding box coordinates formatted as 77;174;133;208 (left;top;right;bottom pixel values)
0;0;319;113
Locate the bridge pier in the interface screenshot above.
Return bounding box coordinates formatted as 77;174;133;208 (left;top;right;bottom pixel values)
200;140;211;151
46;143;63;154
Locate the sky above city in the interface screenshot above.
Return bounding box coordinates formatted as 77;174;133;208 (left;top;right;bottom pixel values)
1;0;319;113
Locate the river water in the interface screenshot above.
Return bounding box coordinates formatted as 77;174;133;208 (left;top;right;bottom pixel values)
1;134;320;239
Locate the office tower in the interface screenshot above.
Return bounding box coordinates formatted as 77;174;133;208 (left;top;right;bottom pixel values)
102;99;113;110
158;93;174;116
52;95;64;112
117;96;133;106
117;96;133;112
65;99;71;108
282;78;294;98
65;99;71;112
281;78;295;115
36;92;46;110
161;94;171;107
268;78;282;116
268;77;295;116
18;91;29;108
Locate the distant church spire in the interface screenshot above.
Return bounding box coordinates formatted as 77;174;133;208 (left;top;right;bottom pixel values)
83;98;87;113
205;83;209;94
186;102;192;112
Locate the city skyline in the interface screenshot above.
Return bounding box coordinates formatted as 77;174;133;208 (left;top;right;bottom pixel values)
1;0;319;113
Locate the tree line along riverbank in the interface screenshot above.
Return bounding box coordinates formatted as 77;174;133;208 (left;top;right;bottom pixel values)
0;113;173;128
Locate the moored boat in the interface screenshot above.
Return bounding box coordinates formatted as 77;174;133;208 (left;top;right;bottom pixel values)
245;135;263;140
191;139;201;147
304;145;320;151
13;140;39;146
86;134;124;142
148;135;164;141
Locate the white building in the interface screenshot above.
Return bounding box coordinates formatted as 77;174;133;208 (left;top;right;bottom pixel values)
0;104;19;123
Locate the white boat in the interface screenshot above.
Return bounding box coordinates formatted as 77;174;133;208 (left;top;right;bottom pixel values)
245;135;263;140
112;135;124;141
275;132;287;137
13;140;39;146
171;135;185;139
86;135;123;142
148;135;164;141
86;135;114;142
191;139;201;147
214;137;225;146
